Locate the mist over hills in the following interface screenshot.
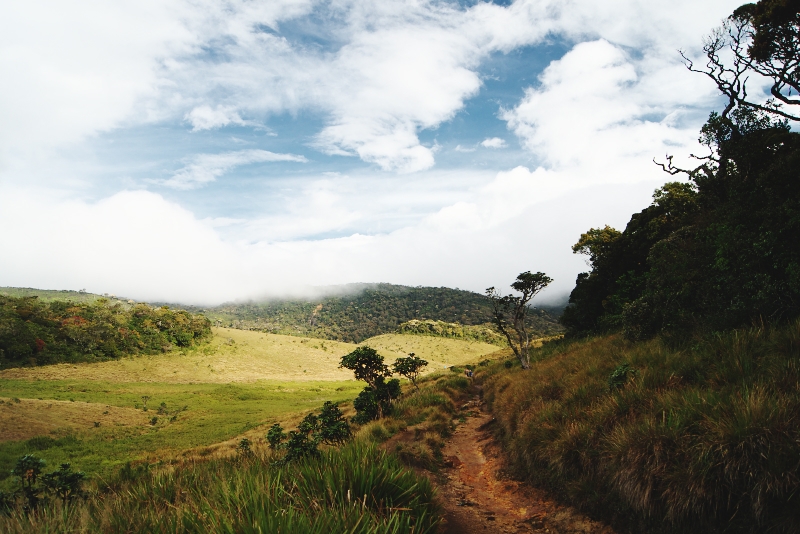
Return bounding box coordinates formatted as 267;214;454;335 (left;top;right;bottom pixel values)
180;283;564;343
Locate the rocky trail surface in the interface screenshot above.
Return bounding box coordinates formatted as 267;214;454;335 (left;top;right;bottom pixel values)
435;395;616;534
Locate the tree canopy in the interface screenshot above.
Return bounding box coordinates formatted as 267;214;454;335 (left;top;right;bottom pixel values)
562;0;800;339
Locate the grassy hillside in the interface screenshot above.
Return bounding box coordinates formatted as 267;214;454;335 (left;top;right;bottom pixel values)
0;287;110;304
189;283;563;342
0;327;499;484
481;321;800;533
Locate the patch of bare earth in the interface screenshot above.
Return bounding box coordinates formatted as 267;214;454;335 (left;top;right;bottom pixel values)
436;396;616;534
0;397;149;441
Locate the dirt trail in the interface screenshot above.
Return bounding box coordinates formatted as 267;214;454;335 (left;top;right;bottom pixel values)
435;394;616;534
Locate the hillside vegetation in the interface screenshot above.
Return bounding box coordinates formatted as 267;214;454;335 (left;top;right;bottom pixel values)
482;321;800;533
0;295;211;369
492;5;800;531
190;283;562;342
395;319;507;345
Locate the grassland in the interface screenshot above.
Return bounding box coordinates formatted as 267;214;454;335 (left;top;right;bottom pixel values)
481;320;800;533
355;333;501;371
0;326;501;491
0;287;109;304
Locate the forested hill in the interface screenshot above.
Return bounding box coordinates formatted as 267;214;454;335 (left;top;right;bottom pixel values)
184;284;564;343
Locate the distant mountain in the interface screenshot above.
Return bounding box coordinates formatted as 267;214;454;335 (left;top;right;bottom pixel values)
182;283;564;343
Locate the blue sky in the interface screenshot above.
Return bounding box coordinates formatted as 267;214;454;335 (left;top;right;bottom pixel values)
0;0;746;304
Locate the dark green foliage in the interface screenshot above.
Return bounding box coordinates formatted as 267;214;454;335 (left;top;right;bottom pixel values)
563;108;800;338
340;346;391;390
269;403;352;462
562;0;800;339
41;463;86;504
352;388;381;425
316;401;351;445
351;377;402;424
11;454;46;510
0;490;13;515
392;354;428;389
0;296;212;369
236;438;253;458
184;283;562;342
607;363;636;391
266;423;286;450
282;414;321;463
561;182;699;335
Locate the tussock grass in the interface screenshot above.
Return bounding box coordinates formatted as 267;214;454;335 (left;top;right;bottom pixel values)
0;442;440;533
482;320;800;533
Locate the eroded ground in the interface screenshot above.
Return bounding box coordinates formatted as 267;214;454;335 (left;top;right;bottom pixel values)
436;396;615;534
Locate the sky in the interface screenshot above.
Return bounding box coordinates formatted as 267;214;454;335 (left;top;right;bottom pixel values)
0;0;745;305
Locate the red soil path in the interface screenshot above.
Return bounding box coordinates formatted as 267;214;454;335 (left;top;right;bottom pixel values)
435;395;616;534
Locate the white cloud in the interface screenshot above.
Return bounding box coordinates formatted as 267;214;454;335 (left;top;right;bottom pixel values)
0;0;750;305
454;145;476;153
162;149;307;190
0;174;659;304
185;105;249;131
502;39;708;180
481;137;507;149
0;0;738;174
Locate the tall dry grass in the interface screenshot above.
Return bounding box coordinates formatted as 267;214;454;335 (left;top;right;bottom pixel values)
482;320;800;533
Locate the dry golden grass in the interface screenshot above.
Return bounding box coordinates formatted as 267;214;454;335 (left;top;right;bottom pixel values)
0;329;504;384
0;397;149;441
0;328;358;383
360;334;502;371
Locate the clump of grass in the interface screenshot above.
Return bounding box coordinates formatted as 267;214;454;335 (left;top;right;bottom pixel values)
0;442;440;533
482;320;800;533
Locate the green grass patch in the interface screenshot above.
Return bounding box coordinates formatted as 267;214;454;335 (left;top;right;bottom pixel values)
0;378;362;487
0;442;440;533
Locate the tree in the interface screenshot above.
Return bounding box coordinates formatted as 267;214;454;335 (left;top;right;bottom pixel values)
660;0;800;180
42;463;86;504
340;346;402;420
11;455;46;510
486;271;552;369
315;401;351;445
392;353;428;390
339;346;390;390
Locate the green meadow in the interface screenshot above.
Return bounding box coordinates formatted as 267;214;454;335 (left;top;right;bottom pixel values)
0;327;502;490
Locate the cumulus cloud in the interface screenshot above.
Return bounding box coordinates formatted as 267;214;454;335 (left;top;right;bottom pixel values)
0;0;734;173
502;39;708;181
481;137;507;149
161;149;307;190
0;0;748;304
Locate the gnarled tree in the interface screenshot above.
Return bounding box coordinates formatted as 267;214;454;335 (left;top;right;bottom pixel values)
486;271;552;369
